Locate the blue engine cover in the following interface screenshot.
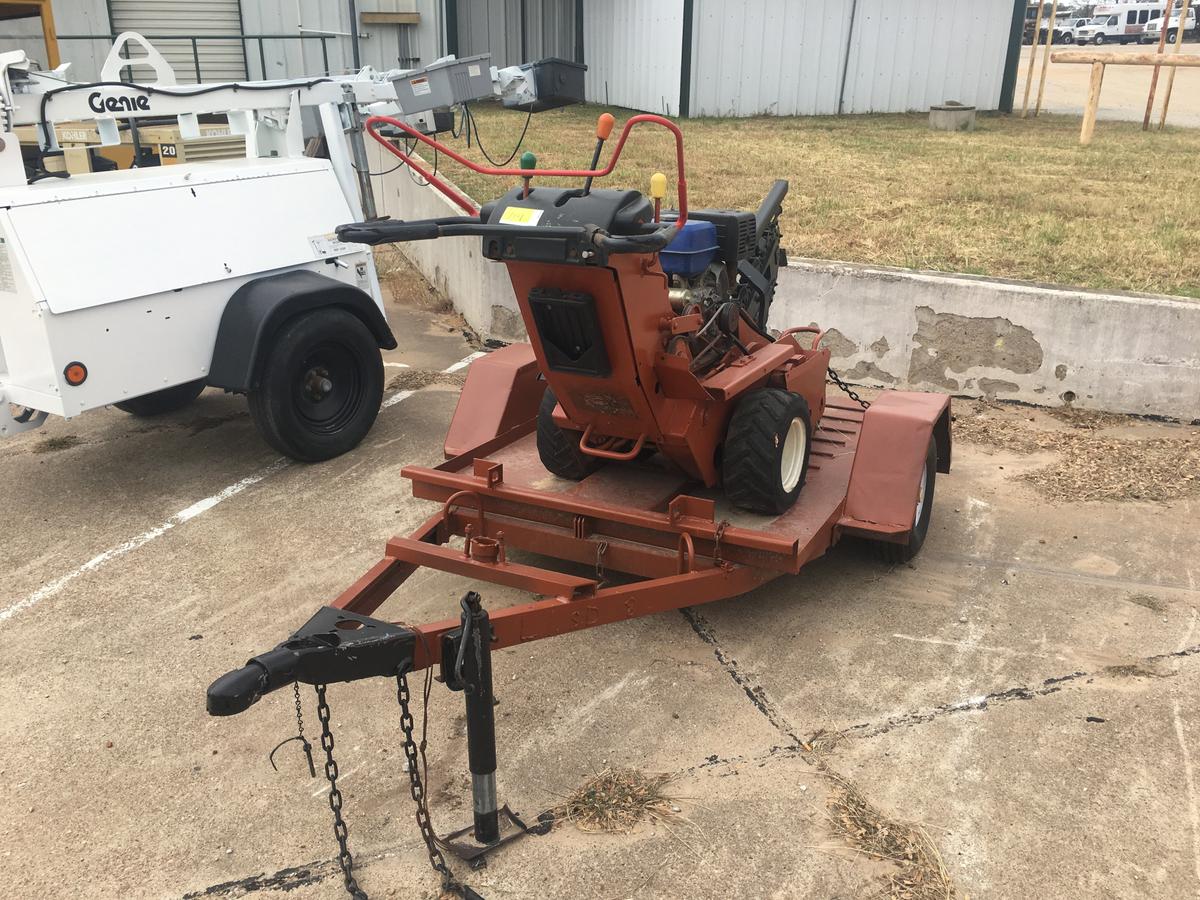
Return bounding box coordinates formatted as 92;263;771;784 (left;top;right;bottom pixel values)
660;220;719;277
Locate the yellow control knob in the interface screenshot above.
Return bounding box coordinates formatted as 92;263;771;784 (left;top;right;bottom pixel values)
649;172;668;200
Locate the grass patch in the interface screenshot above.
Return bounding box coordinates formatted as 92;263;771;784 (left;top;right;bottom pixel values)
31;435;81;453
824;769;955;900
442;104;1200;298
556;767;677;833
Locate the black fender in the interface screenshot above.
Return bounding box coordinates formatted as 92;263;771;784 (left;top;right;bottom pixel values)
207;270;397;392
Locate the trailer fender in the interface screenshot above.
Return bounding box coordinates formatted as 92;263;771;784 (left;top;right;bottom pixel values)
207;270;397;391
444;343;544;458
838;391;951;541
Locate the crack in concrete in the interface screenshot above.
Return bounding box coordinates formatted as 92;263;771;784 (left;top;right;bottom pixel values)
680;607;804;745
183;860;337;897
837;642;1200;742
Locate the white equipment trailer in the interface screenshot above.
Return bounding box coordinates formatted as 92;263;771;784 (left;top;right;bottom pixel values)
0;34;414;460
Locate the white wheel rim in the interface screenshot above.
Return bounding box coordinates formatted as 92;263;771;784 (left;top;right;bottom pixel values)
780;417;807;492
914;465;928;527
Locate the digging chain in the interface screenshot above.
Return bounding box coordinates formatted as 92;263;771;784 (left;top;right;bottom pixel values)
827;367;871;410
315;684;368;900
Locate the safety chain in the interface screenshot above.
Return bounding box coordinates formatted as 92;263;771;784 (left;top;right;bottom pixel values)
268;682;315;776
315;684;368;900
712;520;729;566
594;540;609;587
292;682;316;776
396;672;464;892
827;367;871;410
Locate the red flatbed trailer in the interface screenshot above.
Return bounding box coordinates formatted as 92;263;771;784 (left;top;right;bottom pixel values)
325;341;949;669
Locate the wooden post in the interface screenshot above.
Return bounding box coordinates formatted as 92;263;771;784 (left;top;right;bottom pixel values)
1159;0;1192;129
1144;0;1176;129
38;0;60;70
1081;61;1105;145
1034;0;1059;116
1021;1;1047;118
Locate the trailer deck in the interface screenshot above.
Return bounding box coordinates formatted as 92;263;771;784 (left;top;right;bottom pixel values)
328;356;874;672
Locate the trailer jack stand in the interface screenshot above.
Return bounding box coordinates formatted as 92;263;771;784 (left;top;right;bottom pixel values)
437;593;549;868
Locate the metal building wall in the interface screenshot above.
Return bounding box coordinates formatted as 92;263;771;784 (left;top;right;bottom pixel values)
841;0;1014;113
690;0;852;116
241;0;445;79
0;0;446;83
688;0;1015;117
454;0;576;68
583;0;683;115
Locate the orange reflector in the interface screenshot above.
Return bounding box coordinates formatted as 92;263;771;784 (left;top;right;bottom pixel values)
64;362;88;386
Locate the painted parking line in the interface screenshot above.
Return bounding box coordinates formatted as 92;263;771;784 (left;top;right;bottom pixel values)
0;459;289;624
0;351;485;625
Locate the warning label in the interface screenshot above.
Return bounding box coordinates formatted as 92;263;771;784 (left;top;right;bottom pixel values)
0;236;16;293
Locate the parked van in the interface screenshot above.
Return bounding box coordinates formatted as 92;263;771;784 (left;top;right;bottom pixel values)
1141;6;1198;42
1055;16;1093;43
1075;2;1165;44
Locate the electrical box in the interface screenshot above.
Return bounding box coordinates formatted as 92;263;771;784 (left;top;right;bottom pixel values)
503;58;587;113
393;54;493;114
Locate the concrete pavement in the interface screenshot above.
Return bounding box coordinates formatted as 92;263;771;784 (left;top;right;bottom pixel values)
1;293;1198;899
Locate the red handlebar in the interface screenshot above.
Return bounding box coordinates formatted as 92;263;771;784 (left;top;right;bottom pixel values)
363;113;688;226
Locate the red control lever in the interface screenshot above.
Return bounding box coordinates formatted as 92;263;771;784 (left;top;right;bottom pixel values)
363;112;688;226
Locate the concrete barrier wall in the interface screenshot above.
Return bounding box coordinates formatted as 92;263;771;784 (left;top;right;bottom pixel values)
369;145;524;340
372;156;1200;421
772;260;1200;422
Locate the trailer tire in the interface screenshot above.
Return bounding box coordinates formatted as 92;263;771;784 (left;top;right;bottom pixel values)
536;388;600;480
874;438;937;565
723;389;811;515
247;308;383;462
114;379;206;417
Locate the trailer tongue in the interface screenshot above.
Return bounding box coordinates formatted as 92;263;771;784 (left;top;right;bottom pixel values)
207;113;950;898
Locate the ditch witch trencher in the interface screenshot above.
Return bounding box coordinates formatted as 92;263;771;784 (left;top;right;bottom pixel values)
207;112;951;898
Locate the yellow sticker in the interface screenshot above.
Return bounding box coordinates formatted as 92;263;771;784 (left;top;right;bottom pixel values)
499;206;543;226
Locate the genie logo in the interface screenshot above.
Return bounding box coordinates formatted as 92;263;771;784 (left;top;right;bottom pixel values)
87;92;151;114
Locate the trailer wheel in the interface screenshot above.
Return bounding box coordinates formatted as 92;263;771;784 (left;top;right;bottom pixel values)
248;308;383;462
723;389;811;515
875;438;937;565
114;378;206;417
536;388;600;480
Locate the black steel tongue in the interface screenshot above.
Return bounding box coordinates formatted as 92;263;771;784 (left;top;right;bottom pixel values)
206;607;416;716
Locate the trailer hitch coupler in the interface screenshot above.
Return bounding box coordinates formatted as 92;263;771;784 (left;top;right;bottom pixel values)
458;591;500;844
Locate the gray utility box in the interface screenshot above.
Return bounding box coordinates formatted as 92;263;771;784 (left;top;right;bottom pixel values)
393;54;493;114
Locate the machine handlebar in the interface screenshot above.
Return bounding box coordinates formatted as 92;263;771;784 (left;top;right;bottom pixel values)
362;112;689;227
337;217;680;255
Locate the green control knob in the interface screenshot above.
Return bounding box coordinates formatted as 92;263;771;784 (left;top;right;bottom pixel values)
519;151;537;170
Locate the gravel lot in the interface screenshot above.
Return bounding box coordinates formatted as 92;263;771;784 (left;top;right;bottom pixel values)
2;291;1199;899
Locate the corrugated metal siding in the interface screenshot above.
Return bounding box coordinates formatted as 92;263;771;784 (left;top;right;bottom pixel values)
690;0;852;116
841;0;1014;113
583;0;683;114
689;0;1014;116
455;0;575;68
109;0;248;83
239;0;443;79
